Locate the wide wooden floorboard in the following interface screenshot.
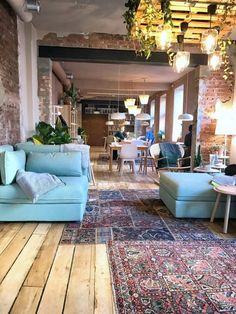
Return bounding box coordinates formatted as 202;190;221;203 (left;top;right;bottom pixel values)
64;245;95;314
0;146;234;313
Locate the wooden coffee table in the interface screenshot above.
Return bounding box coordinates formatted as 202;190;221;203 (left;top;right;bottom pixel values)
210;185;236;233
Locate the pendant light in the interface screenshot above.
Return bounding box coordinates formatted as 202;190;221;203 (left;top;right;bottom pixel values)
173;27;190;74
201;4;218;54
139;78;149;105
178;72;193;121
135;112;151;120
155;0;172;50
156;24;172;50
208;51;222;71
111;65;126;120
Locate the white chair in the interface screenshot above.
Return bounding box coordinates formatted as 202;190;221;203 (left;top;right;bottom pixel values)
118;143;138;175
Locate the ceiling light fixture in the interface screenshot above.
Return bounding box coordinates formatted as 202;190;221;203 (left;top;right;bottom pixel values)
173;33;190;73
139;78;149;105
208;51;222;71
155;24;172;50
111;65;126;120
201;4;218;54
135;112;151;121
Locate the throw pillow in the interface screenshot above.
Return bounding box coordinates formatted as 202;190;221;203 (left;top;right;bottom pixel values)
26;152;82;176
225;164;236;176
16;169;65;203
0;150;26;185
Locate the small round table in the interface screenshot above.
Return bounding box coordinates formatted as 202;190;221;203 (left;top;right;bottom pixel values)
210;185;236;233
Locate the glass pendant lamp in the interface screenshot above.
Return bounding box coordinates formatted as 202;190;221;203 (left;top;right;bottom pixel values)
201;4;218;54
173;51;190;73
208;51;222;71
156;24;172;50
173;34;190;73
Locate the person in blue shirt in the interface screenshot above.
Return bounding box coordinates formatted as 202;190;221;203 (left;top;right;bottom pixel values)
145;127;155;144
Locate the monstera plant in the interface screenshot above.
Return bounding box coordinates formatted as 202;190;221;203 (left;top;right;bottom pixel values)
32;121;71;145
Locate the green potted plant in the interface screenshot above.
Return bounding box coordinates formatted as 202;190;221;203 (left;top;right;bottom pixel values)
31;121;72;145
63;83;79;108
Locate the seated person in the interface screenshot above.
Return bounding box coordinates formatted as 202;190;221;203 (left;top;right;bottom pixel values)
114;126;127;142
113;126;127;160
145;127;155;145
184;124;192;157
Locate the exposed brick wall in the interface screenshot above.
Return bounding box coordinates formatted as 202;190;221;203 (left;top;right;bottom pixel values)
38;32;202;53
197;66;235;162
0;1;20;145
38;58;53;124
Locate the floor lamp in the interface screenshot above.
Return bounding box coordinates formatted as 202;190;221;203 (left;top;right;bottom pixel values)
215;114;236;159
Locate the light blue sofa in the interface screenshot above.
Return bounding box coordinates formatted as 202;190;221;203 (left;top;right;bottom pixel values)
0;143;90;221
159;172;236;218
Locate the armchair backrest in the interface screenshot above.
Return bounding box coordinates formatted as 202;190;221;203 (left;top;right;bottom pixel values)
158;143;182;167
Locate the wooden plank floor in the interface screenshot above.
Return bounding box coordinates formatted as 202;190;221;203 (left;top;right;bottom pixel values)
0;146;235;313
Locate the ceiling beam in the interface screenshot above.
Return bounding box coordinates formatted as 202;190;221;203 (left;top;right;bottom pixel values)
38;46;208;67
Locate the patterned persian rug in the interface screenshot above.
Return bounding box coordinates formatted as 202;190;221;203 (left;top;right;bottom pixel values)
108;240;236;313
60;189;218;244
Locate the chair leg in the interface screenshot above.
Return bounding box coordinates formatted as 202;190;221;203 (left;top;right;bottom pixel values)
120;160;124;175
132;160;137;174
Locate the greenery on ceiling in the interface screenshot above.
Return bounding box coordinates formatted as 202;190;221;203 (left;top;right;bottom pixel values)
123;0;235;81
123;0;173;58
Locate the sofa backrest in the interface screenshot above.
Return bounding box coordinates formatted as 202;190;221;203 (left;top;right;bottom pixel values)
15;142;91;179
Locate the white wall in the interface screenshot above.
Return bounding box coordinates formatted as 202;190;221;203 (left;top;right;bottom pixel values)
17;19;39;141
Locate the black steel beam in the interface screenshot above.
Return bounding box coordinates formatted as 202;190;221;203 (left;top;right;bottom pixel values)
38;46;208;67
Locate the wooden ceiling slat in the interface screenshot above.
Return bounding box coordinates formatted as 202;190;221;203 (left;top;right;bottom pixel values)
133;0;236;44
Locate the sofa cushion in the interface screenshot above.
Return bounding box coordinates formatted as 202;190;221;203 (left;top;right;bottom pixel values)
0;145;14;183
16;169;65;203
0;176;88;204
15;142;60;153
160;172;216;201
26;152;82;176
0;150;26;185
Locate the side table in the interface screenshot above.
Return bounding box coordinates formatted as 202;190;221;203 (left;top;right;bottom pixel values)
193;165;220;174
210;185;236;233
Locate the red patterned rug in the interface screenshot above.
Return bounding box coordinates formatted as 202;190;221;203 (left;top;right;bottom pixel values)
108;240;236;313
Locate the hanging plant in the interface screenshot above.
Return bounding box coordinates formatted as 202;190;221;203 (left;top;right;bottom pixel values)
124;0;174;59
218;39;234;83
123;0;140;34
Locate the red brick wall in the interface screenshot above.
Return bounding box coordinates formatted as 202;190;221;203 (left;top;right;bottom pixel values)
197;66;235;162
0;1;20;144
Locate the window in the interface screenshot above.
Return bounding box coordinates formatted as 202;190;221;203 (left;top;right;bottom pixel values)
172;85;184;142
159;94;166;133
150;100;155;128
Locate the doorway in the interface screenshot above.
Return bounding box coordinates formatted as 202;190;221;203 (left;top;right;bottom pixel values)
82;114;108;146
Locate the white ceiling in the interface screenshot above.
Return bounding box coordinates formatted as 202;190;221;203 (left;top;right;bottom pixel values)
33;0;127;35
33;0;194;100
61;61;193;99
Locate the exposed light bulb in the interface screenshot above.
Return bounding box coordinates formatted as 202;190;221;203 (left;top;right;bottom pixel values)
173;51;190;73
208;51;222;71
201;29;218;54
156;24;172;50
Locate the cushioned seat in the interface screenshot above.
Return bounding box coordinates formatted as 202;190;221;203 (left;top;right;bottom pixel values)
0;176;88;204
159;172;236;218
